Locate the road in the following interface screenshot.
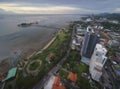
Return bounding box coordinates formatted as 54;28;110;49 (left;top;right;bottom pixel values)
33;25;75;89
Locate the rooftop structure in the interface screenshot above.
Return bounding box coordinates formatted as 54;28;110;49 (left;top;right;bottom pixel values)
86;18;92;22
89;44;107;82
2;67;17;82
81;57;89;65
52;76;65;89
71;36;83;50
44;76;55;89
108;40;120;47
76;26;86;36
68;72;77;83
45;53;54;63
109;32;120;41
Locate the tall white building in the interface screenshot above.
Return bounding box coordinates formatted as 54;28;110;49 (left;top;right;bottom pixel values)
89;44;107;82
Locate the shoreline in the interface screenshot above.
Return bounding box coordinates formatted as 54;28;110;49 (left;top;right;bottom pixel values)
27;35;57;59
0;28;57;60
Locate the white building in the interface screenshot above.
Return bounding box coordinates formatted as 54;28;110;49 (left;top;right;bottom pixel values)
44;76;55;89
86;18;92;22
71;38;81;50
89;44;107;82
71;39;76;50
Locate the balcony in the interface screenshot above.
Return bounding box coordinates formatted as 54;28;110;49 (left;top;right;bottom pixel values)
94;62;103;70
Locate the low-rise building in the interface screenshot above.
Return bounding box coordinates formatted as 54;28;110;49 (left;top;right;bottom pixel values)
68;72;77;83
71;38;81;50
108;40;120;47
76;26;86;36
45;53;54;63
109;20;119;24
52;76;65;89
86;18;92;22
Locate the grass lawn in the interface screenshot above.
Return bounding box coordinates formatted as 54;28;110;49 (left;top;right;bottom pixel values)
75;63;89;74
57;69;69;79
29;62;40;70
59;32;66;40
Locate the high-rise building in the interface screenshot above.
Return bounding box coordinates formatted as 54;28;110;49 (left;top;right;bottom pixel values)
89;44;107;82
81;26;99;59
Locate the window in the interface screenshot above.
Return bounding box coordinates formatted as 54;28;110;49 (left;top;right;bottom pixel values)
96;53;98;56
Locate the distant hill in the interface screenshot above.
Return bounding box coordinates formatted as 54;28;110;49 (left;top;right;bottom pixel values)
95;13;120;21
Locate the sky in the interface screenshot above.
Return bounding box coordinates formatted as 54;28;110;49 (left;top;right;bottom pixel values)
0;0;120;14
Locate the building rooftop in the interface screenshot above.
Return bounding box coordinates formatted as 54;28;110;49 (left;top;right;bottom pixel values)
108;40;120;47
68;72;77;83
45;53;54;63
47;53;54;59
53;76;60;86
96;44;107;54
81;57;89;65
44;76;55;89
52;76;65;89
2;67;17;82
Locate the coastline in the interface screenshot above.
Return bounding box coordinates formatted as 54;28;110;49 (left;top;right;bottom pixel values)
0;14;81;60
0;27;57;60
27;35;57;59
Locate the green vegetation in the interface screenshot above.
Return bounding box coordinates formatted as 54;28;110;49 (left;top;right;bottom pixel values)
100;22;120;32
57;69;69;79
29;62;40;70
95;13;120;21
74;21;91;28
62;49;91;89
75;64;90;89
94;13;120;32
14;28;72;89
59;32;67;39
75;64;89;74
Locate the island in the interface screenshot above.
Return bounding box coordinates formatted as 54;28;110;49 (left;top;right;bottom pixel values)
18;21;39;27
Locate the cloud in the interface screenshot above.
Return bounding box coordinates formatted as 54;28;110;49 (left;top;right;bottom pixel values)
0;3;102;14
0;3;79;14
115;8;120;12
0;2;113;14
0;0;120;14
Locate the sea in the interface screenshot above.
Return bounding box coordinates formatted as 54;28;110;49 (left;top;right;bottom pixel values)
0;14;82;59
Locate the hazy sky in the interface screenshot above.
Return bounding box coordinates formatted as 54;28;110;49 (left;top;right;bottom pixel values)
0;0;120;14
